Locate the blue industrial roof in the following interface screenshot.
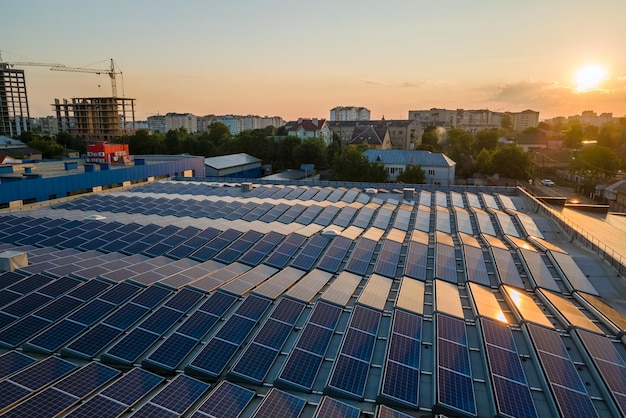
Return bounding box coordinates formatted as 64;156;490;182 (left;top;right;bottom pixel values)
364;149;456;167
0;180;624;417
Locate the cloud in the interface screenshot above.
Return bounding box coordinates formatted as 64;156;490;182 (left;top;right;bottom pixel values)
488;78;626;117
362;78;453;89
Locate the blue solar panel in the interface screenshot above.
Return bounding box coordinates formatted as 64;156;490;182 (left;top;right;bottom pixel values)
252;319;293;350
175;311;220;339
0;315;51;348
215;315;257;344
381;361;420;407
67;299;116;326
187;338;239;377
142;333;198;371
264;234;307;268
140;306;186;334
492;375;538;418
404;242;428;280
139;374;209;415
100;368;164;406
54;361;121;398
35;296;84;322
230;343;277;382
374;240;402;278
345;238;377;276
131;285;172;309
377;405;415;418
9;356;78;391
295;324;333;356
485;344;527;384
252;388;306;418
103;302;149;329
309;301;343;329
317;236;352;273
314;396;360;417
103;328;160;364
192;381;254;418
62;323;123;359
269;298;305;324
237;294;272;320
25;320;86;353
290;235;330;271
350;305;382;335
435;314;476;417
341;329;376;361
164;287;204;312
327;354;371;399
2;293;51;317
0;351;37;378
239;231;285;266
214;230;264;264
436;367;476;416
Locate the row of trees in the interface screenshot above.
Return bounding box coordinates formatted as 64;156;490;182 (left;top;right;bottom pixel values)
17;122;566;183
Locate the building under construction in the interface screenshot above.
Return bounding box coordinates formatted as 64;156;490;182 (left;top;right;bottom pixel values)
54;96;136;144
0;63;30;137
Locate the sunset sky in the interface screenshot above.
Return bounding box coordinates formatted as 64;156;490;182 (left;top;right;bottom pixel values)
2;0;626;121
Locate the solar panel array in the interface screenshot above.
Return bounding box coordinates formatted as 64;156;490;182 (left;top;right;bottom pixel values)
0;180;623;417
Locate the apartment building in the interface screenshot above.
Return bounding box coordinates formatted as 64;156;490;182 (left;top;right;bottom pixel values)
330;106;371;121
165;112;197;134
328;119;422;150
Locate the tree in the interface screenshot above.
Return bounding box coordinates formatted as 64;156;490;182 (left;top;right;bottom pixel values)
489;145;531;180
474;129;500;154
443;128;474;178
564;123;583;148
28;138;65;159
208;122;231;145
331;146;387;182
474;148;494;174
128;129;164;154
500;114;513;131
397;164;425;184
421;126;441;151
294;137;328;169
571;145;619;179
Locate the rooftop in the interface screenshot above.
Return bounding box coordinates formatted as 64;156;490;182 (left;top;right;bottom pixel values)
0;180;624;417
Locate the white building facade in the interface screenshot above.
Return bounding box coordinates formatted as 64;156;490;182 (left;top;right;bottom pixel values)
330;106;371;121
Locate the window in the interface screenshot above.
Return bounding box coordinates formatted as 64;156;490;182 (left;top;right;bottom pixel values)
428;169;435;176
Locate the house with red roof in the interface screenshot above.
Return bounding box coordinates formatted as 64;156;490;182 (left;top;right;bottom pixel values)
284;118;331;146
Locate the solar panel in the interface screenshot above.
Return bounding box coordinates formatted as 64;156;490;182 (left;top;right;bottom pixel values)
239;231;285;266
214;230;264;264
374;239;402;278
526;323;598;417
251;388;306;418
135;374;210;416
463;245;490;286
313;396;360;417
191;380;254;418
345;237;377;276
317;236;352;273
0;351;37;379
290;234;331;271
264;233;307;268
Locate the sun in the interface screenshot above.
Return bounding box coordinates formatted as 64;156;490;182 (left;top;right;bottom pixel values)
574;64;606;92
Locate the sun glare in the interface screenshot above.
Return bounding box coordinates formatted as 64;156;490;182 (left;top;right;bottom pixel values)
574;64;606;92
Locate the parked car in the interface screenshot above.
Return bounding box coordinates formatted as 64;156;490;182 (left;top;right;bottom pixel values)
541;179;555;187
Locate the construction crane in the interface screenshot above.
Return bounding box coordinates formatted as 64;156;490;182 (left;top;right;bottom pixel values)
6;59;122;97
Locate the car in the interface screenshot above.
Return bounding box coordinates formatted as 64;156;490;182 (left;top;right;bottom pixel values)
541;179;555;187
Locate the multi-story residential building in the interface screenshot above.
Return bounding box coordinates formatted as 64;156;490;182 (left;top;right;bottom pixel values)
330;106;371;121
218;115;242;136
328;119;423;150
572;111;614;127
197;114;218;133
147;115;166;133
408;108;539;133
241;115;285;131
0;64;30;137
30;116;59;136
165;112;197;134
284;118;331;145
509;109;539;132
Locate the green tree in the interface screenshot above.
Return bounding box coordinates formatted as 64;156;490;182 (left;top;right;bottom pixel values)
564;123;583;148
331;146;387;182
490;145;531;179
128;129;164;154
443;128;474;178
500;114;513;131
28;138;65;159
294;137;328;169
164;129;181;154
474;148;494;174
208;122;231;147
474;129;500;154
397;164;425;184
421;126;441;150
571;145;619;179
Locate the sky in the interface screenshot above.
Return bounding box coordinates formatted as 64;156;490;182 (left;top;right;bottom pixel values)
2;0;626;121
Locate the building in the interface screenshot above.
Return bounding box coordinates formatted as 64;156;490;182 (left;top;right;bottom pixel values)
0;135;41;159
330;106;371;121
510;109;540;132
165;112;197;134
328;120;423;150
218;115;242;136
86;143;130;164
348;122;391;150
284;118;331;145
0;154;204;208
147;115;166;134
204;153;262;178
0;64;30;137
0;177;624;417
54;97;136;144
408;108;539;133
363;149;456;184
